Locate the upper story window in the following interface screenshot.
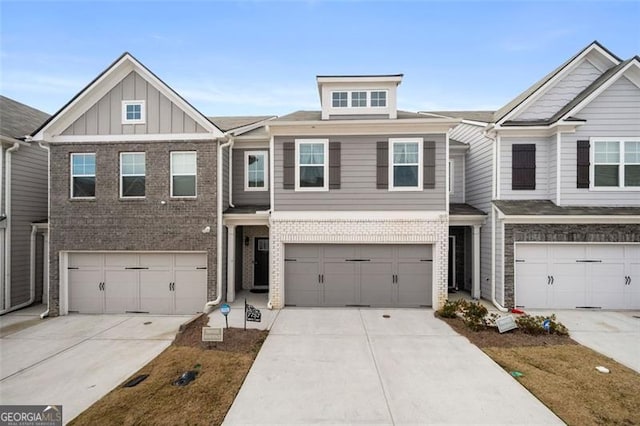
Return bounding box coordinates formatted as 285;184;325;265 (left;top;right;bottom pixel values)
122;100;146;124
389;138;423;191
592;139;640;188
171;151;197;197
245;151;268;191
71;153;96;198
332;92;348;108
295;139;328;191
351;91;367;107
371;91;387;107
120;152;145;198
330;90;388;108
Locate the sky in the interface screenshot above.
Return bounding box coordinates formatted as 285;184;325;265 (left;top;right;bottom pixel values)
1;1;639;118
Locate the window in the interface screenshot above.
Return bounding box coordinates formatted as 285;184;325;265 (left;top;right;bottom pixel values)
592;139;640;188
120;153;145;198
295;139;328;191
245;151;268;191
511;144;536;190
122;101;145;124
171;151;197;197
351;91;367;107
371;91;387;107
332;92;348;108
389;138;423;190
71;153;96;198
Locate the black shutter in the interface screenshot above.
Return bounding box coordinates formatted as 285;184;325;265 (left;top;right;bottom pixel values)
283;142;295;189
376;141;388;189
329;142;341;189
512;144;536;190
576;140;590;188
423;141;436;189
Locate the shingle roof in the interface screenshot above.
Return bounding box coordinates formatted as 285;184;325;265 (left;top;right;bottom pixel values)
225;205;270;214
0;96;50;140
450;139;468;148
207;116;274;132
274;110;437;122
494;200;640;216
422;111;495;123
450;203;486;216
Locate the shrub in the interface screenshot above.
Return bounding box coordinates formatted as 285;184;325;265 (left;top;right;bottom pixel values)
515;314;569;335
460;301;488;331
437;299;460;318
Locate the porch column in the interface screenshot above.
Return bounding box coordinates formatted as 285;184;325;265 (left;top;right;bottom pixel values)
227;224;236;303
473;224;481;299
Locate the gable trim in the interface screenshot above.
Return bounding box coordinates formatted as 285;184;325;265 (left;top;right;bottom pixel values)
44;133;217;143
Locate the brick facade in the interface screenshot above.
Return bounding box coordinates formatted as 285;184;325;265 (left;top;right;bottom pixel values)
269;214;449;309
502;223;640;307
48;140;218;316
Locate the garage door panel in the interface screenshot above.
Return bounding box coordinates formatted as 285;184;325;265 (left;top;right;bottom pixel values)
69;269;103;313
590;262;626;309
139;270;173;314
174;253;207;268
286;245;320;259
515;244;549;261
360;262;394;306
174;269;207;314
284;259;320;306
141;253;174;268
397;245;431;260
323;245;357;259
104;269;139;313
104;253;137;267
69;253;102;268
360;245;394;259
397;262;431;307
589;245;624;260
323;262;357;306
551;245;587;260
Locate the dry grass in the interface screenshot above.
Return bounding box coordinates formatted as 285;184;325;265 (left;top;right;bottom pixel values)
484;345;640;425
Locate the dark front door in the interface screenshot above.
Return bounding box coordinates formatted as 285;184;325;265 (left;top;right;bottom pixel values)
254;238;269;287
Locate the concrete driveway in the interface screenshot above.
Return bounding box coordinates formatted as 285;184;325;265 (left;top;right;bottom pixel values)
0;308;190;423
531;310;640;373
224;308;561;425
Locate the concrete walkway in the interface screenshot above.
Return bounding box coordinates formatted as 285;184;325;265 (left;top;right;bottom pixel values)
224;308;562;425
0;310;191;423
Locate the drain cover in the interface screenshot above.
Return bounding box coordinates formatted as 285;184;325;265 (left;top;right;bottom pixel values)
382;314;391;319
123;374;149;388
144;321;152;325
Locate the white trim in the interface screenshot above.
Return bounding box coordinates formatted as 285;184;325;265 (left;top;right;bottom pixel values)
499;214;640;224
46;133;216;143
119;152;146;199
271;210;447;221
294;139;329;192
269;134;275;210
170;151;197;198
449;159;454;195
244;150;268;192
70;152;96;199
556;131;562;205
589;138;640;191
449;235;456;289
445;132;450;212
121;100;146;124
496;134;501;199
462;154;466;203
330;89;389;110
388;137;423;192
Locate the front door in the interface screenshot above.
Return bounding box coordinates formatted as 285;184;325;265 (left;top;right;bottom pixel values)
254;238;269;287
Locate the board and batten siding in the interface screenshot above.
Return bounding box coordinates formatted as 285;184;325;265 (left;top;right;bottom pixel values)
274;134;446;211
232;148;270;207
449;153;464;203
515;58;603;121
450;123;494;299
561;75;640;206
10;144;48;305
62;71;208;136
500;136;555;200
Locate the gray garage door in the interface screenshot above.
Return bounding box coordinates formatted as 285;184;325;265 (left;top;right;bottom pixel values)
285;244;432;307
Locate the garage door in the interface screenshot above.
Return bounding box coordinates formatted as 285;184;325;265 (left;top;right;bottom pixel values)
68;252;207;314
515;244;640;309
284;244;432;307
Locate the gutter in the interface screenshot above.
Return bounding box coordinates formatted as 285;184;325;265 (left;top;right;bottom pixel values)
38;141;51;319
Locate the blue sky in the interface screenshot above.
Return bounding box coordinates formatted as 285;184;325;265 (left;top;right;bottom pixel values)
1;1;639;117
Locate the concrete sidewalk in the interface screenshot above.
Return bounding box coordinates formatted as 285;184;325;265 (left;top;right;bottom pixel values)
224;308;562;425
0;311;191;423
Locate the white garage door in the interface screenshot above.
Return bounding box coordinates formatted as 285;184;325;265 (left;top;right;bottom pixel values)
515;244;640;309
68;252;207;314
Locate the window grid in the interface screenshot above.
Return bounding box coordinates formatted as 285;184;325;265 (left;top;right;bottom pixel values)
351;91;367;107
592;139;640;188
371;91;387;107
71;153;96;198
171;151;197;197
120;152;146;198
295;140;328;191
245;151;268;191
332;92;348;108
389;139;422;190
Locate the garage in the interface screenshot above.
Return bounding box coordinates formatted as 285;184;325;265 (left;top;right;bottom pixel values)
284;244;432;307
68;252;207;314
515;244;640;309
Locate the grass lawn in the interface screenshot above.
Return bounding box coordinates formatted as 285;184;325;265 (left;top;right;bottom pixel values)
70;314;268;426
440;315;640;425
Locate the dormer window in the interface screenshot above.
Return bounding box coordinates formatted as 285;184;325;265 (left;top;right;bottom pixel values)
122;100;145;124
330;90;388;109
371;91;387;107
332;92;348;108
351;92;367;107
318;75;402;119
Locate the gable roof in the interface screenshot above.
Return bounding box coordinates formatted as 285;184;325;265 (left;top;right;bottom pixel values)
421;110;494;123
31;52;223;139
0;96;50;140
208;116;275;132
273;109;428;122
494;199;640;216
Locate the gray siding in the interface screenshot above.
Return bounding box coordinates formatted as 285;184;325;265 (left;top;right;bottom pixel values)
62;71;208;136
516;58;603;121
495;218;504;305
10;144;48;305
561;76;640;206
222;146;230;211
232;148;270;207
274;134;447;211
449;153;464;203
500;136;554;200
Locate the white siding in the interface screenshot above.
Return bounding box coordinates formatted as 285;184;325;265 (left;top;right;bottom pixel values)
561;76;640;206
500;136;554;200
449;153;464;203
516;58;603;121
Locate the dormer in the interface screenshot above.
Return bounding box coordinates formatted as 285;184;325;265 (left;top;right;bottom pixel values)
316;74;403;120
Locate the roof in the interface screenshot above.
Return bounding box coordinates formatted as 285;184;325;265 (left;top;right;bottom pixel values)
273;110;432;122
449;203;486;216
224;205;270;214
0;96;50;140
207;116;274;132
450;139;467;147
422;111;495;123
494;200;640;216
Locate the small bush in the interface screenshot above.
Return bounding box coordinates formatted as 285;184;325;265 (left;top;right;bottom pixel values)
460;301;488;331
437;300;460;318
516;314;569;335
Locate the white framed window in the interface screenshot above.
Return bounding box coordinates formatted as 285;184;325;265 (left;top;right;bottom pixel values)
245;151;268;191
121;100;146;124
332;92;348;108
389;138;423;191
120;152;146;198
371;91;387;107
591;138;640;189
170;151;197;197
330;90;388;108
449;159;454;194
70;153;96;198
295;139;328;191
351;91;367;107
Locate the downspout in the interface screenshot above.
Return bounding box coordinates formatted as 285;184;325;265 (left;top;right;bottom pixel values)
267;130;274;310
38;142;50;319
228;140;235;208
204;135;234;312
491;204;508;312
